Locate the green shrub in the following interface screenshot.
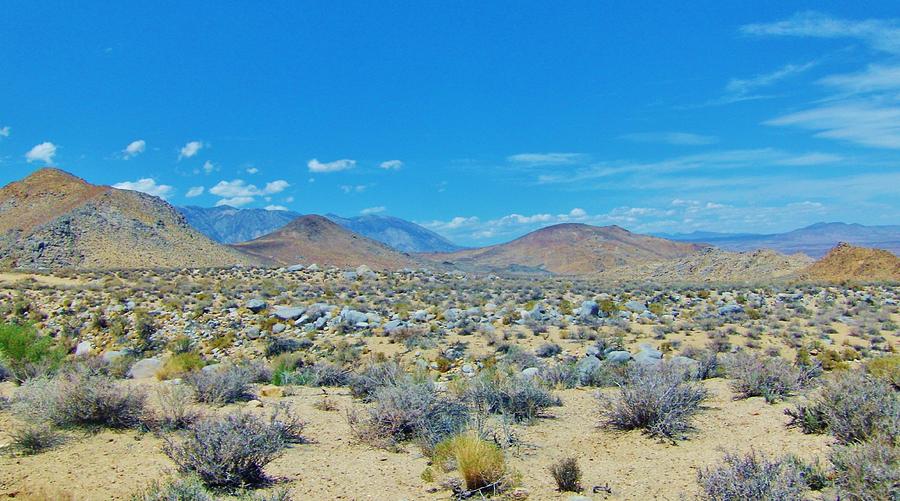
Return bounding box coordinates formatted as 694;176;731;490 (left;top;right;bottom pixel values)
0;323;66;383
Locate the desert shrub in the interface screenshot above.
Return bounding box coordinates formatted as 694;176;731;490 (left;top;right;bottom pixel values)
130;476;213;501
464;369;560;422
540;362;579;389
725;352;806;403
150;384;199;431
348;379;469;453
163;411;289;489
434;432;508;493
548;457;582;492
0;323;66;383
184;365;253;405
498;345;541;370
829;439;899;501
348;360;404;401
697;450;808;500
865;354;900;389
13;368;146;429
10;423;63;455
786;370;898;444
156;352;205;380
289;362;350;387
600;362;707;440
535;343;562;358
265;336;308;357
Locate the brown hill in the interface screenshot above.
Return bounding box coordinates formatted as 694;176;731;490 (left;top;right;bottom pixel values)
424;223;704;275
0;168;257;269
231;215;419;269
801;242;900;283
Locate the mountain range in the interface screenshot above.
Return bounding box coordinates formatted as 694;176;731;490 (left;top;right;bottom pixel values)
660;222;900;258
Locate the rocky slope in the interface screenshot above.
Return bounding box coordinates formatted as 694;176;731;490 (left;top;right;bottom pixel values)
424;223;704;275
0;168;257;270
638;247;813;283
179;205;301;244
326;214;461;253
800;242;900;283
230;215;420;269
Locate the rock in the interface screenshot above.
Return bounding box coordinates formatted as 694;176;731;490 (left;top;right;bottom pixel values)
273;306;305;321
259;385;284;398
669;355;699;371
201;363;222;373
383;319;406;334
101;350;125;362
411;309;429;322
75;340;92;357
342;271;358;281
633;346;663;365
624;300;647;313
128;357;161;379
272;323;286;334
605;350;632;364
522;367;540;379
246;399;263;408
340;308;368;325
443;308;461;322
306;263;320;271
286;264;305;272
246;327;261;339
717;303;744;316
638;343;662;359
461;364;475;376
246;299;267;313
585;345;601;357
576;355;601;376
577;300;599;319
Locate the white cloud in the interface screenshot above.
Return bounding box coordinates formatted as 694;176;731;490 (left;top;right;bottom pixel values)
506;152;584;165
621;132;718;145
569;208;587;218
819;64;900;94
246;167;259;174
178;140;203;160
112;178;174;199
741;12;900;54
308;158;356;173
264;180;289;193
186;186;205;198
265;205;289;211
25;142;57;164
202;160;216;174
0;126;10;138
379;160;403;170
725;62;817;99
774;152;843;166
361;206;386;215
215;196;254;207
122;139;145;159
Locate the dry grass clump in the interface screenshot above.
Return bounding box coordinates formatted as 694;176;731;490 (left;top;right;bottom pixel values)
600;362;707;440
9;423;64;455
725;351;809;403
433;432;509;493
464;368;561;422
548;457;583;493
184;364;253;405
829;439;899;501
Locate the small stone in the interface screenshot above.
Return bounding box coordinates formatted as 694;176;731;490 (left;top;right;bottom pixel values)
259;385;284;398
246;399;263;408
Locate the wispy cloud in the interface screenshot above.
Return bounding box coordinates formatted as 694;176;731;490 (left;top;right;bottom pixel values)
113;178;173;199
340;184;368;194
265;205;289;211
308;158;355;173
379;160;403;170
185;186;204;198
621;132;718;146
741;11;900;54
766;99;900;149
506;152;585;165
818;64;900;94
0;126;10;138
361;206;386;215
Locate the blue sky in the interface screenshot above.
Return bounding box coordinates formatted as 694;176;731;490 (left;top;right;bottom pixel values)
1;1;899;246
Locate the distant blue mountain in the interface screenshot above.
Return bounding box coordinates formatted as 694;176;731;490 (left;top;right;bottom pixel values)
178;205;300;244
326;214;461;253
659;222;900;258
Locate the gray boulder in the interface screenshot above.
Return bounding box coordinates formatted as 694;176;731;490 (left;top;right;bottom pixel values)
273;306;305;321
605;350;632;364
128;358;161;379
577;300;599;319
246;299;267;313
576;355;602;376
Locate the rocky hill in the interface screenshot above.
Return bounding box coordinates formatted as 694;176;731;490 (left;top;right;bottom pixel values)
424;223;704;275
638;247;813;283
230;215;420;269
179;205;301;244
326;214;461;253
800;242;900;283
0;168;257;269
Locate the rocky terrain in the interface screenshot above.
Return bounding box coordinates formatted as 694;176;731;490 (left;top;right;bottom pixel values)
0;169;255;270
801;242;900;283
231;215;421;269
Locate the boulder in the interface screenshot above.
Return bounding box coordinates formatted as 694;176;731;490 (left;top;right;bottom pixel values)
273;306;305;321
577;300;599;319
575;355;602;376
605;350;632;364
624;300;647;313
246;299;267;313
75;340;93;357
128;357;161;379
